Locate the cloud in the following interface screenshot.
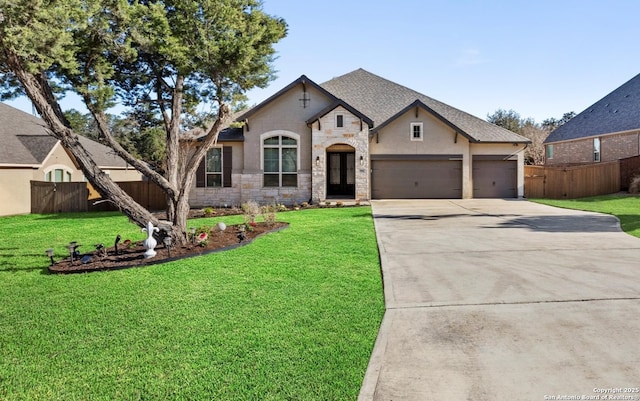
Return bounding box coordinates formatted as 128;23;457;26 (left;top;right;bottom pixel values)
456;49;489;66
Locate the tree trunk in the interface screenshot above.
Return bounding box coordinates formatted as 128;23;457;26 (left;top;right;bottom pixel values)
6;53;159;230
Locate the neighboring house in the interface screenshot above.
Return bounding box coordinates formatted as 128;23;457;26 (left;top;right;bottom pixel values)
190;68;530;207
0;102;142;216
544;73;640;165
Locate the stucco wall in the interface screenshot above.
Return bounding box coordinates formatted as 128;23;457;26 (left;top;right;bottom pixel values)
189;83;334;207
370;110;468;155
0;168;35;216
38;143;81;181
243;84;332;172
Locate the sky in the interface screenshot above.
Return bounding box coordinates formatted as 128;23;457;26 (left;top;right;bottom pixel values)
6;0;640;124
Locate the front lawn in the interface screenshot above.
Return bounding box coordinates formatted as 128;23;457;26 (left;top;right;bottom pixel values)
0;207;384;400
532;194;640;238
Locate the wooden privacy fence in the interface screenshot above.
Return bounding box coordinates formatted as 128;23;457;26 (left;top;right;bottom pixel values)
619;155;640;191
95;181;167;211
525;162;621;199
30;181;89;214
31;180;166;214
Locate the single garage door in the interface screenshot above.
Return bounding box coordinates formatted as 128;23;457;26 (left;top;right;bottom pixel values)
371;159;462;199
472;159;517;198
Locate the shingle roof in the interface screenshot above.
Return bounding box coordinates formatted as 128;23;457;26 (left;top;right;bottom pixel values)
0;102;132;168
544;73;640;144
320;69;529;143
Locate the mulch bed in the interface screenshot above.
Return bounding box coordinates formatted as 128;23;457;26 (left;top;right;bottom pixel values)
48;222;288;274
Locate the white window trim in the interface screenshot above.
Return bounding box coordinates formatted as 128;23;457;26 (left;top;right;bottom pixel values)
546;144;554;160
260;130;300;187
593;137;601;162
410;122;423;141
44;165;74;182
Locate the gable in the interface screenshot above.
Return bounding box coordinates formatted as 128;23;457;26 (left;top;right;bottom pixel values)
1;102;134;169
370;106;468;155
239;75;338;124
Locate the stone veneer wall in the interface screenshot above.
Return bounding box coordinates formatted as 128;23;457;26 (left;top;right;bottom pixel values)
239;173;311;205
189;173;312;208
189;173;242;208
310;106;370;203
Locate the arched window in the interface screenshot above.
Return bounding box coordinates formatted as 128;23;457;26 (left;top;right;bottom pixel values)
45;168;72;182
263;135;298;187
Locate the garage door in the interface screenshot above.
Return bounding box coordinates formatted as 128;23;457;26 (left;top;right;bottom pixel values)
472;159;517;198
371;159;462;199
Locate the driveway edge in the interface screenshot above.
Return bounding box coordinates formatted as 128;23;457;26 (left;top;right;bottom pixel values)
358;202;391;400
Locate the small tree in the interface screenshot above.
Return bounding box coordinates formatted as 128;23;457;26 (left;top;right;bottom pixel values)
0;0;287;244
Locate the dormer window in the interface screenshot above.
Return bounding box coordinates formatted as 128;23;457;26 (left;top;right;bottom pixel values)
411;122;423;141
336;114;344;128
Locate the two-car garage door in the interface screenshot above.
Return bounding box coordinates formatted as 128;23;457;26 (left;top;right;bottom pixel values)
371;156;517;199
371;158;462;199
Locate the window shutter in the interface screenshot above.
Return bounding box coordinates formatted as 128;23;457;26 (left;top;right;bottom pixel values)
196;154;206;188
223;146;232;187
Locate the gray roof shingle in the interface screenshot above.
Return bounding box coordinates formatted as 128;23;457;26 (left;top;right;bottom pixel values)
320;69;529;143
1;102;133;168
544;73;640;144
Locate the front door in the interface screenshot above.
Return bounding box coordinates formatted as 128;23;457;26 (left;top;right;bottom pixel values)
327;152;355;197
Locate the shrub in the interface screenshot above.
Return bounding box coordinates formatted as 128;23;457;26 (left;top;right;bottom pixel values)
336;201;344;207
630;176;640;194
260;204;277;226
203;207;215;217
241;201;260;225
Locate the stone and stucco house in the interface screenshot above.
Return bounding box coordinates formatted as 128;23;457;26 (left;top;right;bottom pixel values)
544;73;640;165
0;102;142;216
190;68;530;206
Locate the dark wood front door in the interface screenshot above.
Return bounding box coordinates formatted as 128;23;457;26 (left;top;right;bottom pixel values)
327;152;355;197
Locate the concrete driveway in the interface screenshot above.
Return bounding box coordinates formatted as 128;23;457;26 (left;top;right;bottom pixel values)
360;199;640;401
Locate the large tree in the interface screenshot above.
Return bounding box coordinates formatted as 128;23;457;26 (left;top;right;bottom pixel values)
0;0;286;243
487;109;574;165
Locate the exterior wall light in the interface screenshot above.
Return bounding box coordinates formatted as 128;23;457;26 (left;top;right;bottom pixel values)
360;155;364;166
316;156;320;167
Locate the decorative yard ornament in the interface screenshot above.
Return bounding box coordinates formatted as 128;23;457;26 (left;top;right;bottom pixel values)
45;248;55;266
114;234;121;255
142;222;160;259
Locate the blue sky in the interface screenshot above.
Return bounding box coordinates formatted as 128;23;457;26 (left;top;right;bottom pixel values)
7;0;640;123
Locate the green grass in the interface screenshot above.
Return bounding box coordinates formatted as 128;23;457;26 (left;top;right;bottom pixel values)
0;208;384;400
532;194;640;238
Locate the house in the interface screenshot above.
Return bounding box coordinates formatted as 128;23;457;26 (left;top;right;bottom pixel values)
0;102;142;216
544;73;640;165
190;68;530;207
